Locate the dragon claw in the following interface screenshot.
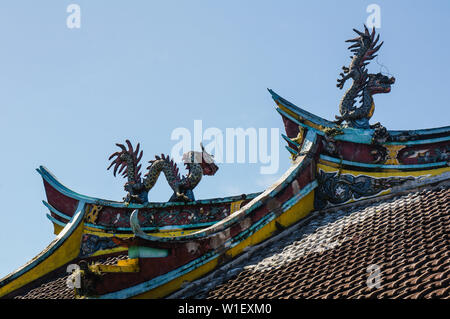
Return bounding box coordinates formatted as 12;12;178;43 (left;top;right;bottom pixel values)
176;192;190;202
334;115;344;125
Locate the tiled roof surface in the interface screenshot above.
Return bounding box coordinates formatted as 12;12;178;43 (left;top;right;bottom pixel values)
188;185;449;299
9;184;450;299
13;254;128;299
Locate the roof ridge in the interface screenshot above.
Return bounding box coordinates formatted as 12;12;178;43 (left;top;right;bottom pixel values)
167;173;449;298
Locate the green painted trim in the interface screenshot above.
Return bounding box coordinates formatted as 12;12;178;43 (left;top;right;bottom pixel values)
128;246;169;259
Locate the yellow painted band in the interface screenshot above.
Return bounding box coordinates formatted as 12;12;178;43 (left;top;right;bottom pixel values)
317;161;449;177
277;102;326;132
0;220;85;298
90;258;139;273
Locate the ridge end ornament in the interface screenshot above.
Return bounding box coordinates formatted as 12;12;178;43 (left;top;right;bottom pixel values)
108;140;219;204
335;25;395;130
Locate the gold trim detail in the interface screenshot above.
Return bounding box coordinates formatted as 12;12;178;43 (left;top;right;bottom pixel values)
383;145;406;165
84;205;102;224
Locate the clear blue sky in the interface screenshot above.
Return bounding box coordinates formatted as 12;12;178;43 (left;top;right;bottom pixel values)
0;0;449;278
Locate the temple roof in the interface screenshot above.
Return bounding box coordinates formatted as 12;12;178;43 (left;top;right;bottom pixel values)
172;182;449;299
7;179;449;299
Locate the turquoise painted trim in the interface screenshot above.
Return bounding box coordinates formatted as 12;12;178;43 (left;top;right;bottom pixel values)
87;221;218;233
53;217;219;233
42;200;71;221
389;126;450;136
270;88;450;138
320;154;448;169
277;107;375;144
278;107;450;146
269;89;337;128
228;212;277;249
0;201;86;288
44;198;218;232
43;197;223;233
333;128;377;144
282;134;301;147
40;165;260;233
37;166;260;209
285;146;297;156
281;180;318;211
37;166;124;207
384;135;450;146
300;129;317;153
46;214;67;228
98;250;221;299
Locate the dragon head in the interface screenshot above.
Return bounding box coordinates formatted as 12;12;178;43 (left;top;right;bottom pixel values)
182;143;219;176
367;72;395;95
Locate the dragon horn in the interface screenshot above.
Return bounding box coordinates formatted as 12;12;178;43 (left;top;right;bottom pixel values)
353;28;364;36
107;160;116;170
110;163;118;176
116;143;127;152
108;152;120;161
136;150;143;163
364;25;369;35
371;34;380;48
372;41;383;52
370;27;376;40
345;37;361;43
135;143;140;156
126;140;134;153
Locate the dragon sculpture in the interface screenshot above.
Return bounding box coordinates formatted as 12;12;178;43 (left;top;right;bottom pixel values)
107;140;218;203
335;25;395;129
